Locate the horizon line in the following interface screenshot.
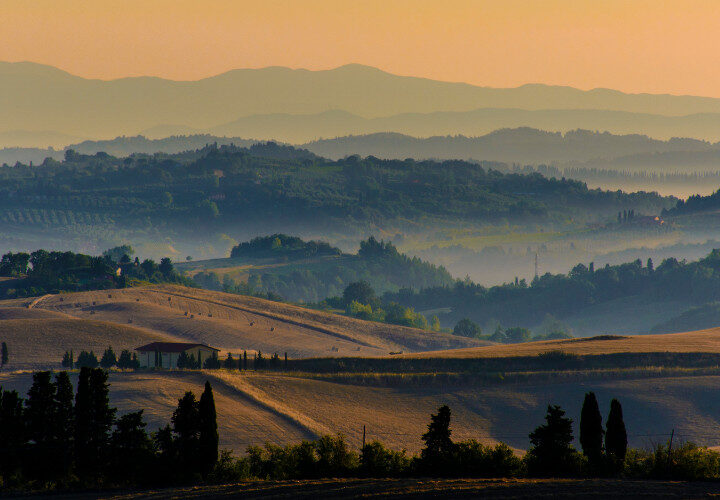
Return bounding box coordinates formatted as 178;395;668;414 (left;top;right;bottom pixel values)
2;59;716;101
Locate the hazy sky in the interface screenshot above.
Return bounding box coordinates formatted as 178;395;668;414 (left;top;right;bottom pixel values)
2;0;720;96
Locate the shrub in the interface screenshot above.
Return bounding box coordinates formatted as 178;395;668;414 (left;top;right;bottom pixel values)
455;440;523;477
453;318;481;338
202;353;221;369
360;441;412;477
75;350;99;368
624;443;720;481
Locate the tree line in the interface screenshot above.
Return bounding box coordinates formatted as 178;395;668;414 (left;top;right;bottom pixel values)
386;249;720;328
0;368;218;489
60;347;287;371
0;245;190;299
3;376;720;491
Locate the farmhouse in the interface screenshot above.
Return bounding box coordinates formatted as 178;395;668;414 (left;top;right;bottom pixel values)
135;342;219;369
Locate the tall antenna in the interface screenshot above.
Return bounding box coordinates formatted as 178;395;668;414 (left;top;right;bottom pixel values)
534;252;539;279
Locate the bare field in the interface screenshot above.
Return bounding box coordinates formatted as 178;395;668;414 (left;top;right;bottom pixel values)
2;368;720;454
205;371;720;452
0;285;484;365
91;478;720;499
405;327;720;359
0;313;178;370
0;371;311;452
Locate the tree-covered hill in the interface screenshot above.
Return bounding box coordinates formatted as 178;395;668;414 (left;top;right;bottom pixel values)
188;236;454;303
386;250;720;333
0;142;673;254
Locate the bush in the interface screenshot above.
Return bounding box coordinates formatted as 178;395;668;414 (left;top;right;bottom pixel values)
453;318;481;338
246;435;358;480
455;440;524;477
202;353;221;369
624;443;720;481
360;441;411;477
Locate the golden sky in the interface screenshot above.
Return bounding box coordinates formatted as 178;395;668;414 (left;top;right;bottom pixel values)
2;0;719;96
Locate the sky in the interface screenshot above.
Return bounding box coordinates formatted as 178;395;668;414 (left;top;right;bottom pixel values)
2;0;720;96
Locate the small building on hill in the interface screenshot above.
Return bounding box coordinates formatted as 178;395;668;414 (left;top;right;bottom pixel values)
135;342;219;369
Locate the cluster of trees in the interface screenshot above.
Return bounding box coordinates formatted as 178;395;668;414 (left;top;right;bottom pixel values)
452;316;572;343
230;234;341;260
326;280;441;331
387;249;720;328
617;209;636;223
0;246;189;299
197;236;453;304
664;187;720;216
0;368;218;488
61;348;140;370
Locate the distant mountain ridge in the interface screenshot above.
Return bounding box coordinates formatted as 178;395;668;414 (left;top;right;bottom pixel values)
8;61;720;145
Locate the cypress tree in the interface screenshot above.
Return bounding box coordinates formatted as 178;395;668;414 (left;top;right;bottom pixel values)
54;371;74;476
243;350;247;370
1;341;8;367
110;410;153;485
25;371;57;478
74;367;92;472
580;392;604;466
75;368;116;479
172;391;201;474
0;389;26;477
198;381;219;475
605;399;628;465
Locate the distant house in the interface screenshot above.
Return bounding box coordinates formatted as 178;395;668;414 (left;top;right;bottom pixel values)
135;342;219;369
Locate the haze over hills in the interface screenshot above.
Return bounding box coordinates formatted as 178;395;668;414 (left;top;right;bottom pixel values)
10;61;720;146
5;128;720;167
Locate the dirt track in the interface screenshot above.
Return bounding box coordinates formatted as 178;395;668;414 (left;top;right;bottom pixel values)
72;478;720;499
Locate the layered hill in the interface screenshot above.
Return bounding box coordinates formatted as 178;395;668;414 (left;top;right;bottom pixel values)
8;61;720;146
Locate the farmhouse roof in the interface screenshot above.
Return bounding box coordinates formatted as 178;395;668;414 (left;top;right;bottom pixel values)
135;342;219;353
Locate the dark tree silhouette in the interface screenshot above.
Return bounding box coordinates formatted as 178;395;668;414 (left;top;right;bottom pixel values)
0;389;26;477
54;371;74;476
172;391;201;474
605;399;628;466
453;318;481;338
117;349;133;369
223;353;236;369
24;371;57;478
75;350;99;368
110;410;153;485
342;281;377;307
527;405;580;477
100;346;117;368
74;368;116;479
420;405;455;474
61;350;74;368
198;382;219;475
580;392;604;467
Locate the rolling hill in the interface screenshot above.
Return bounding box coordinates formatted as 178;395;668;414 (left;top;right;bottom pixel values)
0;285;485;370
4;285;720;454
9;61;720;146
